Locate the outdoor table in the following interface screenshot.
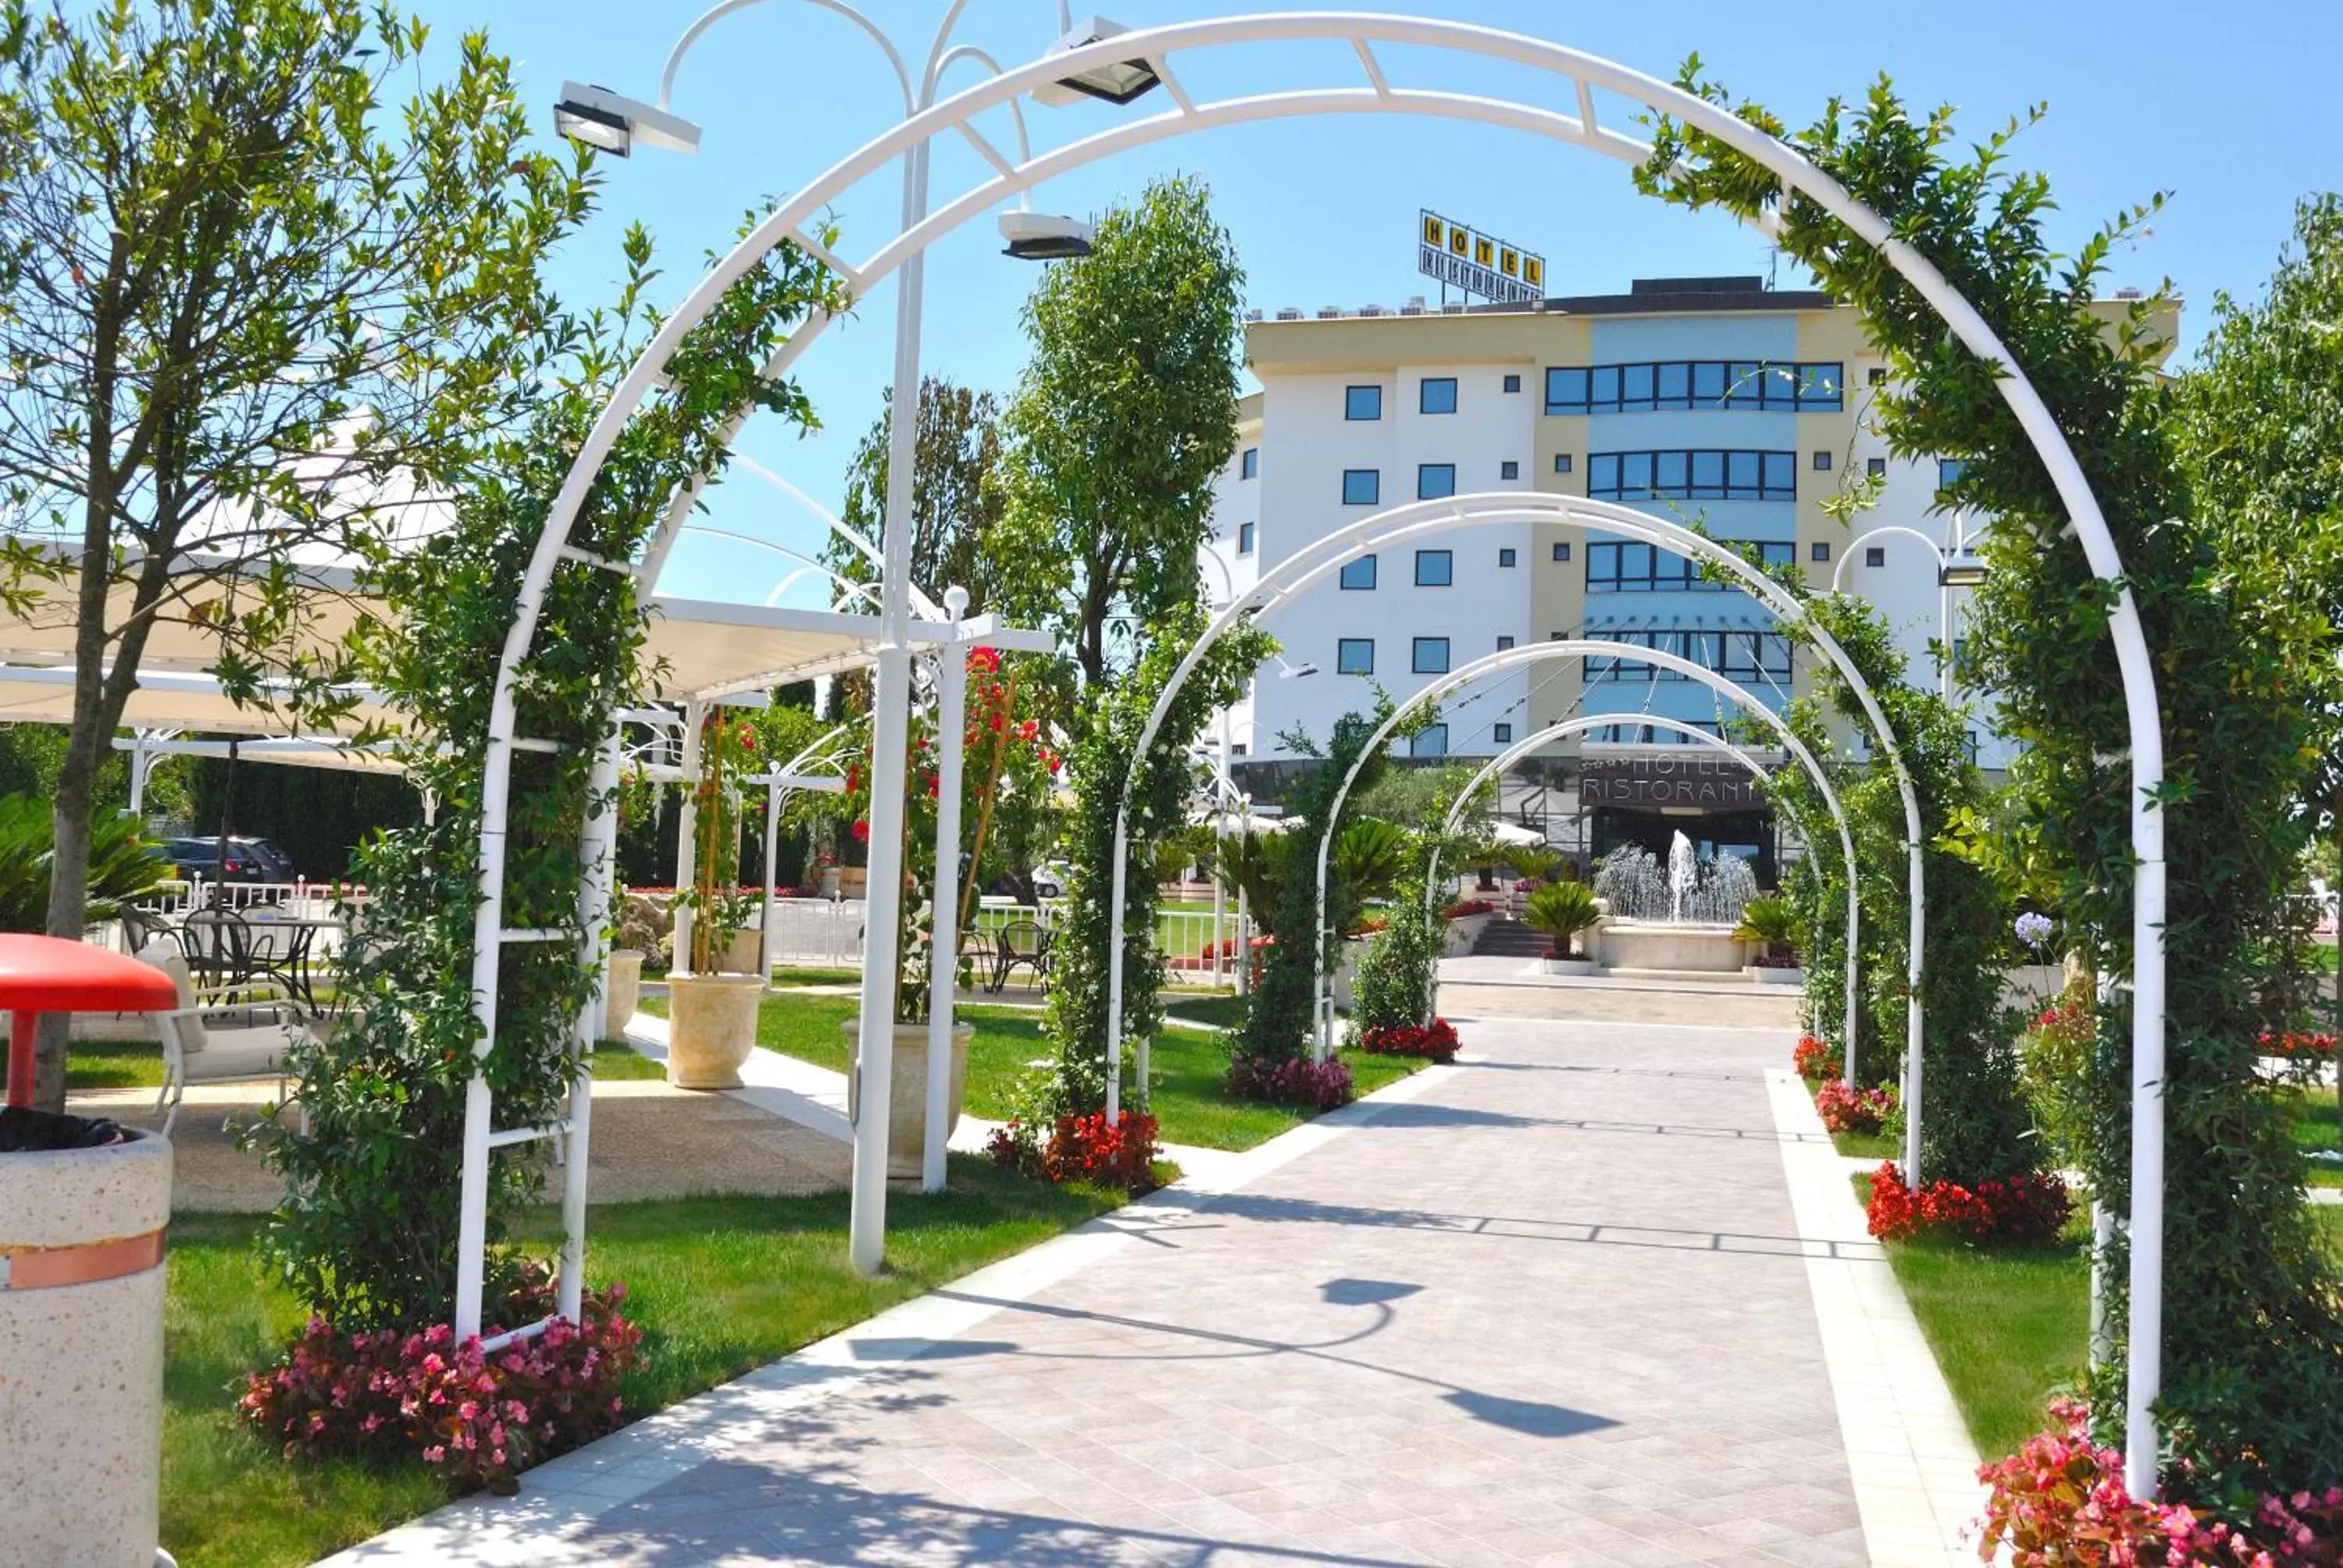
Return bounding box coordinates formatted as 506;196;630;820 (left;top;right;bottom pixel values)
0;934;178;1107
241;909;343;1007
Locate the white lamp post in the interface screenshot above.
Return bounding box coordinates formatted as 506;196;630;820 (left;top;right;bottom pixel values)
1833;523;1988;700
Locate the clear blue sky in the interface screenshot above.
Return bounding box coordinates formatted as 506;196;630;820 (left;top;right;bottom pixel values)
418;0;2343;604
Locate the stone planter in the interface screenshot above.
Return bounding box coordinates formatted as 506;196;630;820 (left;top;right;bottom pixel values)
665;973;765;1089
1745;964;1806;986
1540;956;1599;977
843;1018;974;1183
719;925;763;978
1443;911;1491;957
604;949;644;1032
1;1122;173;1567
818;864;841;899
1330;938;1365;1014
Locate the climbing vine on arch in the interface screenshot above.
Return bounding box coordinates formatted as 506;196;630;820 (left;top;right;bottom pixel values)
1641;73;2343;1497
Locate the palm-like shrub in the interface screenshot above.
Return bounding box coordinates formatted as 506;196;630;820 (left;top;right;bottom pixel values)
1524;881;1600;957
1733;894;1797;959
1334;818;1411;907
0;793;170;932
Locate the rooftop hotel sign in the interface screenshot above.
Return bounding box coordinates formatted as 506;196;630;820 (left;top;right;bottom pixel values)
1418;210;1544;305
1579;754;1760;811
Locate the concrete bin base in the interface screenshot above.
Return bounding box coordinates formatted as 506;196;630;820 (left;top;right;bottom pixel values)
1;1124;173;1567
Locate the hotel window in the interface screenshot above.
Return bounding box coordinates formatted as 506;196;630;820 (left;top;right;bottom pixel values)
1339;554;1377;590
1492;722;1513;743
1496;635;1515;650
1417;462;1457;500
1240;447;1257;479
1344;384;1382;421
1236;522;1255;555
1544;359;1843;413
1586;539;1792;592
1497;547;1517;568
1585;449;1796;502
1336;638;1375;675
1414;549;1453;586
1867;365;1888;386
1938;457;1969;490
1812;451;1832;471
1503;373;1522;394
1866;457;1888;479
1342;469;1380;505
1412;636;1450;673
1500;460;1520;480
1810;541;1831;563
1585;627;1789;683
1420;376;1458;415
1552;454;1573;474
1550;542;1571;563
1866;546;1887;568
1410;725;1449;758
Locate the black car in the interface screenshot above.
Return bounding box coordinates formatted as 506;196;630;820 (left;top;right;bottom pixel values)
166;836;298;885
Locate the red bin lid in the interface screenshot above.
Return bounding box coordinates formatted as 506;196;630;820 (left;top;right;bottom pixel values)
0;934;179;1013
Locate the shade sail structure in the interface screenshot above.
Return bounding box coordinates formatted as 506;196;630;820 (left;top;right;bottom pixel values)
639;597;1054;701
0;665;398;736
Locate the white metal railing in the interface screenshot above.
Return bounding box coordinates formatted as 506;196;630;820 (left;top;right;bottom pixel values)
968;898;1243;984
139;878;360;919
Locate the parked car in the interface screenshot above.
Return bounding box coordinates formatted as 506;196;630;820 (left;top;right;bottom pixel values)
165;836;298;885
1030;860;1075;900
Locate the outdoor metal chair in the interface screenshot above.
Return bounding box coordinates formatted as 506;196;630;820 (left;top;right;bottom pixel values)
180;907;260;994
135;939;311;1137
991;919;1050;994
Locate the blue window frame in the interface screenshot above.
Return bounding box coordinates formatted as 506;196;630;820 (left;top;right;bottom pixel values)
1236;521;1254;555
1497;547;1517;568
1336;638;1375;675
1544;358;1844;413
1550;542;1571;562
1345;384;1382;421
1417;462;1457;500
1420;376;1458;415
1414;549;1453;586
1409;724;1449;757
1341;469;1380;505
1585;538;1792;592
1553;453;1573;474
1503;373;1521;394
1586;449;1796;502
1339;554;1377;590
1938;457;1969;490
1412;636;1450;673
1496;635;1514;650
1492;722;1513;743
1240;447;1258;479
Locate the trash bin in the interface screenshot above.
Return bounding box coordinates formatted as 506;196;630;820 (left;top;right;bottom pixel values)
2;1108;173;1567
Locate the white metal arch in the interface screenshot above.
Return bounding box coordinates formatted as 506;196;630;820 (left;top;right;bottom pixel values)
1424;714;1861;1082
1303;641;1845;1060
1104;491;1927;1174
485;11;2168;1484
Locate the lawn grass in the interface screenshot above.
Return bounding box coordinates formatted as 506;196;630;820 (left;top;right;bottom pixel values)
2278;1084;2342;1188
1163;992;1246;1030
159;1157;1125;1568
646;990;1423;1152
766;965;864;988
1853;1174;2091;1461
586;1039;665;1080
16;1038;665;1097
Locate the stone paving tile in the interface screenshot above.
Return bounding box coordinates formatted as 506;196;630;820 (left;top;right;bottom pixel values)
368;1015;1913;1566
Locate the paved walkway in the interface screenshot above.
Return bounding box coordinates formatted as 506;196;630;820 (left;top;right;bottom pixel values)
328;1016;1981;1567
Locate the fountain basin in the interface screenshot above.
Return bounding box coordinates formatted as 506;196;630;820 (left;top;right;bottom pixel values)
1597;920;1746;975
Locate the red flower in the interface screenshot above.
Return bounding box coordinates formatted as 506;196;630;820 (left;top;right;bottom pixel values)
851;819;870;843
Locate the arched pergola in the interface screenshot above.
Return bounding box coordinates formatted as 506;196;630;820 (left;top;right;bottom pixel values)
1422;713;1861;1082
481;12;2170;1485
1107;492;1925;1165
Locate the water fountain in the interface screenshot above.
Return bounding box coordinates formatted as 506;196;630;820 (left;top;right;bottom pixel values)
1587;840;1758;973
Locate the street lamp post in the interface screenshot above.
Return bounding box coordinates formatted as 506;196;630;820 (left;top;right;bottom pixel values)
557;0;1150;1274
1833;524;1987;700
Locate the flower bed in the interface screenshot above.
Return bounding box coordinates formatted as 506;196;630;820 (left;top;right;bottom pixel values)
1867;1162;2071;1245
1225;1053;1355;1110
1357;1018;1460;1063
984;1110;1161;1193
238;1270;641;1495
1815;1080;1898;1136
1980;1399;2343;1565
1441;899;1494;919
2261;1030;2340;1061
1792;1035;1843;1081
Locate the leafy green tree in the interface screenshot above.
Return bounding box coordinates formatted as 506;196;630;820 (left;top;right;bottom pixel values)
0;0;590;1110
990;174;1246;693
1642;74;2343;1494
0;793;167;934
828;376;1003;613
2175;194;2343;1039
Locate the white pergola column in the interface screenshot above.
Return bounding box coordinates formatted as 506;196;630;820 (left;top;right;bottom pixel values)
761;775;782;985
922;586;971;1192
672;700;706;971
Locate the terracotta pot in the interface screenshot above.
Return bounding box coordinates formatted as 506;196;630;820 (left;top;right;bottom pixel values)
665;973;765;1089
0;1124;172;1566
843;1018;974;1182
604;949;644;1032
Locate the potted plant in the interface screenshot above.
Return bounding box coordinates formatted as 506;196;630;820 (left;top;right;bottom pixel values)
1735;895;1803;983
666;713;766;1089
833;646;1056;1181
1525;881;1602;975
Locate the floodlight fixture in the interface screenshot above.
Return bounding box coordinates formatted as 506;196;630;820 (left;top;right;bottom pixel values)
1938;560;1988;589
998;209;1095;261
553;82;703;158
1033;16;1162;107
